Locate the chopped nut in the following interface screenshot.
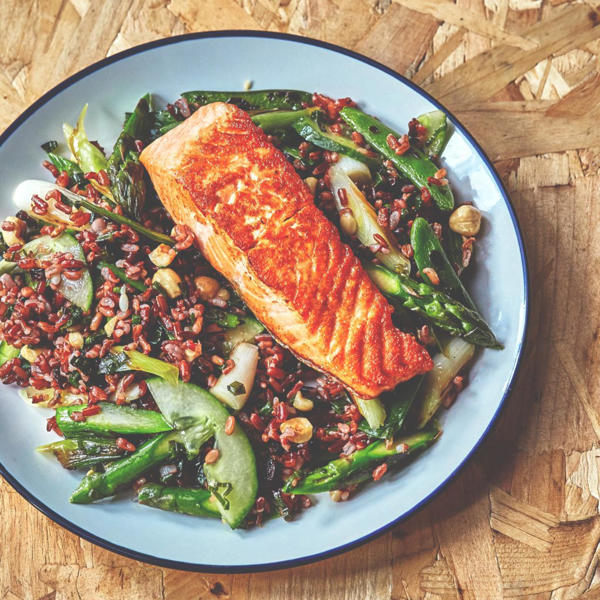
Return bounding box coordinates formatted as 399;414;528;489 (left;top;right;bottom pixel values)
66;332;84;349
148;243;177;267
184;343;202;362
329;489;350;502
20;345;41;364
449;205;481;237
104;316;118;337
194;275;221;301
279;417;313;443
303;177;318;195
2;216;25;246
243;79;253;91
153;268;182;299
292;391;314;412
216;287;230;301
339;211;358;236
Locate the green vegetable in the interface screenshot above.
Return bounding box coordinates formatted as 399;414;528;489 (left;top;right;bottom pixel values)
63;104;108;174
0;341;19;366
120;349;179;384
97;261;147;292
219;316;264;356
56;402;172;437
328;163;410;275
137;483;220;518
146;378;258;528
355;397;387;431
108;94;153;219
183;89;312;111
417;110;453;158
410;217;476;310
46;152;84;180
365;263;501;348
210;342;258;410
251;107;319;132
340;107;454;211
415;337;475;428
0;260;16;275
287;428;440;494
37;437;125;470
21;233;93;310
70;430;185;503
204;308;241;329
55;184;173;245
361;377;424;440
97;351;130;375
292;116;380;170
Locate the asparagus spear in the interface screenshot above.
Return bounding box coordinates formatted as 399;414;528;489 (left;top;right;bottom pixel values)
97;261;148;292
70;430;187;503
137;483;220;518
43;181;174;245
37;437;125;470
56;402;172;437
108;94;153;219
365;263;501;348
286;428;440;494
340;107;454;211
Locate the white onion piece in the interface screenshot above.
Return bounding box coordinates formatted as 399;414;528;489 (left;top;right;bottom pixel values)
336;155;372;184
210;342;259;410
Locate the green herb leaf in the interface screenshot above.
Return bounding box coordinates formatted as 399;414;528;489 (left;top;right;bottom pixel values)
227;381;246;396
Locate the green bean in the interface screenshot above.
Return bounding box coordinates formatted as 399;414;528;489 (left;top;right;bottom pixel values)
340;107;454;211
182;89;312;111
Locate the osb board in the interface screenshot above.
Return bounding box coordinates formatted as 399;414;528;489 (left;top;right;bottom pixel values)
1;1;600;598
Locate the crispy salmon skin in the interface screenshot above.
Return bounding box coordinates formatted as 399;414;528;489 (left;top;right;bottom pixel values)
140;102;432;397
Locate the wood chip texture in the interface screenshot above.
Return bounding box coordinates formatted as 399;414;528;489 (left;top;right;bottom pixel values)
1;1;600;598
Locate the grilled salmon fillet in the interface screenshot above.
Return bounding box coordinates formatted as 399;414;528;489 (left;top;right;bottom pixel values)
140;102;432;398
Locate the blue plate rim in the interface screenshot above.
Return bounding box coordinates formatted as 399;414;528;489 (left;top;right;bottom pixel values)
0;29;530;573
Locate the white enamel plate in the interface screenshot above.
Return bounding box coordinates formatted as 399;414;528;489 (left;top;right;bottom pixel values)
0;32;528;571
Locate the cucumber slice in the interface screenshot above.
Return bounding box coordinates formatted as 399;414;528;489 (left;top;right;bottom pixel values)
147;378;258;529
220;316;264;356
22;233;93;310
56;402;172;437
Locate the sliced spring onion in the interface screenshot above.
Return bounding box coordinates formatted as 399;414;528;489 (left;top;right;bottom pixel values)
415;337;475;428
210;342;259;410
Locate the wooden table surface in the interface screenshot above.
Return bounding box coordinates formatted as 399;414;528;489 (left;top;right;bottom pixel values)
2;1;600;598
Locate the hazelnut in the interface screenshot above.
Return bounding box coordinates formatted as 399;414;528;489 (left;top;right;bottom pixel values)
194;275;221;301
148;244;177;267
279;417;313;444
449;205;481;237
152;268;182;299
